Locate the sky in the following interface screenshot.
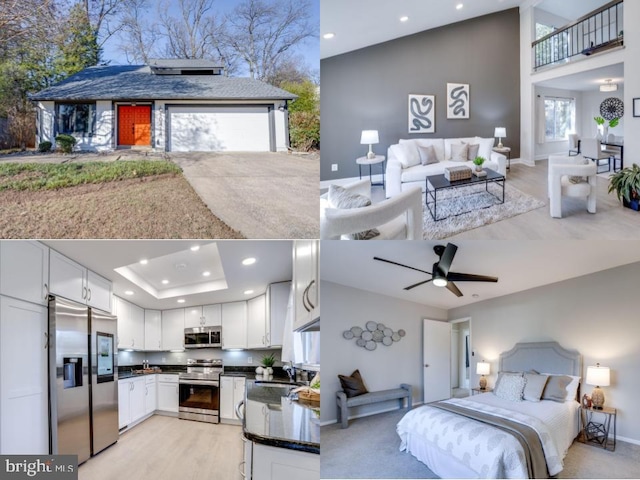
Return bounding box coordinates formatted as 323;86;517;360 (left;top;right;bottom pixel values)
100;0;320;76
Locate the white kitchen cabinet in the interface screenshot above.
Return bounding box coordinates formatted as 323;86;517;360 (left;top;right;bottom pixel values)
114;296;144;350
49;249;112;313
144;375;157;415
0;241;49;306
157;374;179;413
266;281;290;348
161;308;184;351
292;240;319;332
251;442;319;480
222;301;247;349
144;310;162;351
202;304;221;326
184;306;203;328
220;375;245;423
247;294;267;349
117;376;146;428
0;296;48;454
242;435;252;480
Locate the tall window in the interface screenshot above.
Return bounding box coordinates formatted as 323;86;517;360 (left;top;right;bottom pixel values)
56;103;95;135
545;97;575;141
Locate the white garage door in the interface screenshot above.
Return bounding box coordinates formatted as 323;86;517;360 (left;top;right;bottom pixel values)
168;105;271;152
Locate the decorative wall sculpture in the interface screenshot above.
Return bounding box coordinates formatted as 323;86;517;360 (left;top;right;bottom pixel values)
447;83;469;119
600;97;624;120
342;322;406;351
408;94;435;133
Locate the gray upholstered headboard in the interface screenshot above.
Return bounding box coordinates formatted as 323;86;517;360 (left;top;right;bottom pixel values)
499;341;582;377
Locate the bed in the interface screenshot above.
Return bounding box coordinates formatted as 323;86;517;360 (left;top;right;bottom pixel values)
397;342;582;479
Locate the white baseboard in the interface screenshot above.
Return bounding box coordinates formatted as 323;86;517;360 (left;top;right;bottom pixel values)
617;435;640;446
320;174;384;190
322;401;424;427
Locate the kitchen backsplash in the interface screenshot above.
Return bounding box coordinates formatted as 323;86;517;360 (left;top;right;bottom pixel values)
117;348;282;367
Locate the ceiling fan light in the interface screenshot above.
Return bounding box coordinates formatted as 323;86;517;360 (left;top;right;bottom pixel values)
433;277;448;287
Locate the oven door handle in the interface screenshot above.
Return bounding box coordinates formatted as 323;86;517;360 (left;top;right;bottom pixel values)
179;379;219;386
235;399;245;420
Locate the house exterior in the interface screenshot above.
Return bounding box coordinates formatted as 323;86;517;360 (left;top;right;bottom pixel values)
30;59;296;153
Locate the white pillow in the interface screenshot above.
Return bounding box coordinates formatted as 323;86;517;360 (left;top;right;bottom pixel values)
394;142;421;168
495;374;526;402
542;373;581;402
450;143;469;162
474;137;495;161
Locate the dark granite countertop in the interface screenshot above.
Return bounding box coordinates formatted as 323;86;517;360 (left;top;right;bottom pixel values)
117;365;184;379
243;383;320;454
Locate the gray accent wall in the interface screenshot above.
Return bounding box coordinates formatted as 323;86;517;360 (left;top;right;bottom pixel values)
320;8;521;181
448;261;640;443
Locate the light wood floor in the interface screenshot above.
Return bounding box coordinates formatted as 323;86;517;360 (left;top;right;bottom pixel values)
372;160;640;239
79;416;243;480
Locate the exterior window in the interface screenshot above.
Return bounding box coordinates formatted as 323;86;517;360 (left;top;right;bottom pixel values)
545;97;575;141
56;103;95;135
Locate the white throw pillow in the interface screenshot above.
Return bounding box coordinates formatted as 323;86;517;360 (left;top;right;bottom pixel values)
450;143;469;162
495;374;525;402
474;137;495;161
394;142;421;168
408;138;445;162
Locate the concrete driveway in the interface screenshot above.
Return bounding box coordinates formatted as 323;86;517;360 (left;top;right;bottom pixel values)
169;151;319;239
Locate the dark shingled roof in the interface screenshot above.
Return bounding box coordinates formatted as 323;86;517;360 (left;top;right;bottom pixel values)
30;65;296;101
148;58;224;69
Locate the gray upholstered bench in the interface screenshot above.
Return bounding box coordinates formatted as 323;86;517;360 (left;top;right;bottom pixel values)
336;384;412;429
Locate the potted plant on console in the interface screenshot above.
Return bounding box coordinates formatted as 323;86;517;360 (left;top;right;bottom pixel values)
473;156;487;177
609;164;640;211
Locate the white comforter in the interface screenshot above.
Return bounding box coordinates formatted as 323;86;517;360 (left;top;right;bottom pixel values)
396;394;579;479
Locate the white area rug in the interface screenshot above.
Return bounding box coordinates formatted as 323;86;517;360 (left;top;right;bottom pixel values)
423;183;545;239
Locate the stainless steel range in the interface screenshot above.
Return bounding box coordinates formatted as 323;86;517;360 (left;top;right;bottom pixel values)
178;359;223;424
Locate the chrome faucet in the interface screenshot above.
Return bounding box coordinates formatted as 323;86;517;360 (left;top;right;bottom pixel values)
283;363;295;382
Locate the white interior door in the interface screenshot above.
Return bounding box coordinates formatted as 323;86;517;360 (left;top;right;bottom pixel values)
423;318;451;403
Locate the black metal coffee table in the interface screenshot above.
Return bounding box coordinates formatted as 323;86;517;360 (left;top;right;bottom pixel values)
425;168;505;221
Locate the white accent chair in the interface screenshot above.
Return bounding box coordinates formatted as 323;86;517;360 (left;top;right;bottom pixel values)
568;134;580;156
320;180;423;240
581;138;611;173
548;154;597;218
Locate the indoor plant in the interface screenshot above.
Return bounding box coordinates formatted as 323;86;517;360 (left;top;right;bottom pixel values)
472;156;486;172
608;164;640;211
261;353;276;375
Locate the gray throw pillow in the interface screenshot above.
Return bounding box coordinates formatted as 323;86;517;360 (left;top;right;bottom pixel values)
418;145;439;166
541;375;571;402
328;185;380;240
338;369;368;398
466;143;480;160
450;143;469;162
523;373;549;402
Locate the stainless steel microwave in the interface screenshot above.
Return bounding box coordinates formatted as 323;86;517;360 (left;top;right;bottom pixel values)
184;326;222;348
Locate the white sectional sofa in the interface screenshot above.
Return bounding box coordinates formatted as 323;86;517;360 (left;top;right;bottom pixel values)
385;137;507;198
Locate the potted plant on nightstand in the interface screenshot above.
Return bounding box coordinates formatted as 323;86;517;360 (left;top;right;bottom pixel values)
608;164;640;211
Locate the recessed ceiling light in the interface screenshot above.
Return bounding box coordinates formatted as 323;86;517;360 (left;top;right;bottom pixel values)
177;299;186;303
242;257;256;266
456;3;463;10
400;16;409;22
139;259;148;265
124;290;134;296
190;245;200;252
244;290;254;295
202;271;211;277
162;279;169;285
323;33;335;39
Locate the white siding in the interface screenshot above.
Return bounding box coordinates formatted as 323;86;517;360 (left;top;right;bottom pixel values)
38;102;55;145
274;108;288;152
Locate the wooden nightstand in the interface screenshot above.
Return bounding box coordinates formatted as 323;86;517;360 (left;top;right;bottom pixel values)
579;405;616;451
471;387;493;395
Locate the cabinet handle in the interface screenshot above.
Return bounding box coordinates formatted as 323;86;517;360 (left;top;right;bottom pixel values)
87;288;91;301
44;332;48;349
306;280;316;310
238;461;246;479
44;283;49;301
262;335;265;345
82;287;87;299
301;283;311;312
266;332;270;345
145;387;148;395
235;400;245;420
158;340;161;348
130;382;134;391
131;339;134;347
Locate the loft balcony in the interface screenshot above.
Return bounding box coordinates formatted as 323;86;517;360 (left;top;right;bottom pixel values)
532;0;624;72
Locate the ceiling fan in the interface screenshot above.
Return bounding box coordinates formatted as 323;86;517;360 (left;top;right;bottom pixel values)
373;243;498;297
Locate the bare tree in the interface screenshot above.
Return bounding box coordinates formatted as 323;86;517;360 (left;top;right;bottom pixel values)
221;0;316;80
118;0;156;63
0;0;57;55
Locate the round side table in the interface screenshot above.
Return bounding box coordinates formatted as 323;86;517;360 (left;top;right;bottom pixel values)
356;155;386;189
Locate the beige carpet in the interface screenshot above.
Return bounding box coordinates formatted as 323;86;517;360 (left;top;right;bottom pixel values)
321;408;640;479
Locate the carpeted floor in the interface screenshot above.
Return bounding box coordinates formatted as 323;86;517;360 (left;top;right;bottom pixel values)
422;183;544;239
321;408;640;479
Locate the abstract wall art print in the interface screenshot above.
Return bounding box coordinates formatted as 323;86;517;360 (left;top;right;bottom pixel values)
447;83;469;119
408;94;435;133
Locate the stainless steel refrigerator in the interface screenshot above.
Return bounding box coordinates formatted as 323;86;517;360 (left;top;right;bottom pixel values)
49;297;119;464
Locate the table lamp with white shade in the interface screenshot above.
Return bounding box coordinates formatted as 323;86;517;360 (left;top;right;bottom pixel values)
494;127;506;148
360;130;379;159
586;363;610;410
477;361;490;390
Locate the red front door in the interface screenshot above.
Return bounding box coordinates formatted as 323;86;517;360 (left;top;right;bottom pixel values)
118;106;151;146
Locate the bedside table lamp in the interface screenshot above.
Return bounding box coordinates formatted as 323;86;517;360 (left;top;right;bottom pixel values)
476;361;490;390
494;127;506;148
361;130;379;159
586;363;610;410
